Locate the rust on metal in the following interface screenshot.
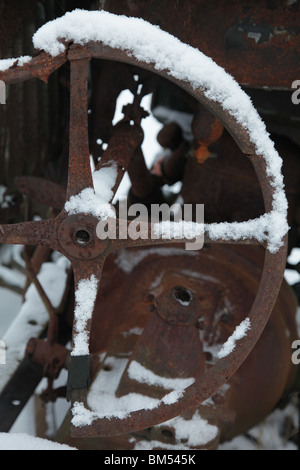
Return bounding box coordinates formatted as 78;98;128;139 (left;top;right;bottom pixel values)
67;57;93;200
15;176;66;211
103;0;300;90
0;51;67;85
0;12;296;446
26;338;69;380
58;214;111;260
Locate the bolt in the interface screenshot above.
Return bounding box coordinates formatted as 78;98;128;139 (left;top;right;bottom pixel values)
75;229;91;245
173;286;193;306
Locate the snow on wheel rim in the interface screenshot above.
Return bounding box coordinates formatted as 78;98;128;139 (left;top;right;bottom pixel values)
0;9;289;252
29;8;288;253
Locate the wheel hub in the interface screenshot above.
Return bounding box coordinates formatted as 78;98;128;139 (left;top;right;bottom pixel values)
58;214;109;260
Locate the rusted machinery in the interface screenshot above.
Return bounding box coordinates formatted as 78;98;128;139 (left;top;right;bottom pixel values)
0;0;300;450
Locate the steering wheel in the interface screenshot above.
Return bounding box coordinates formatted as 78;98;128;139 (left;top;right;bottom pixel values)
0;10;288;437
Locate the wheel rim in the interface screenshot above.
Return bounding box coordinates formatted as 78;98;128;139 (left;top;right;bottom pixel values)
0;11;289;437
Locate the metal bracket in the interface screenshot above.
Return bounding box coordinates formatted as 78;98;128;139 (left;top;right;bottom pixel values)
67;355;91;402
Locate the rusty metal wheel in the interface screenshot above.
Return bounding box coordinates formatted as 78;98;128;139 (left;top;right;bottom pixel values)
0;13;289;438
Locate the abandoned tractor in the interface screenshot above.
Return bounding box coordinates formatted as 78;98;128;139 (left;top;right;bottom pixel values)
0;1;299;450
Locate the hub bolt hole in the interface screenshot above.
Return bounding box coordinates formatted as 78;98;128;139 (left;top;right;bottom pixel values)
75;229;91;245
173;286;193;306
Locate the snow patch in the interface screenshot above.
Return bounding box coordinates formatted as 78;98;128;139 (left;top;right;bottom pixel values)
0;432;76;450
72;274;99;356
71;356;194;426
217;318;251;359
0;265;25;290
121;326;144;337
72;357;160;424
114;246;197;274
64;163;117;219
153;220;204;240
158;410;219;447
0;56;32;72
128;360;194;390
0;258;69;390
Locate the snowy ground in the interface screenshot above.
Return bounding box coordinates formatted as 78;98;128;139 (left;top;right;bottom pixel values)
0;90;299;450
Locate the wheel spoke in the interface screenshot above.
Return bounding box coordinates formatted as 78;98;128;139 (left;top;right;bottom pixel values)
15;176;66;210
66;58;93;200
0;218;60;251
110;219;264;251
67;257;105;403
0;51;67;85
